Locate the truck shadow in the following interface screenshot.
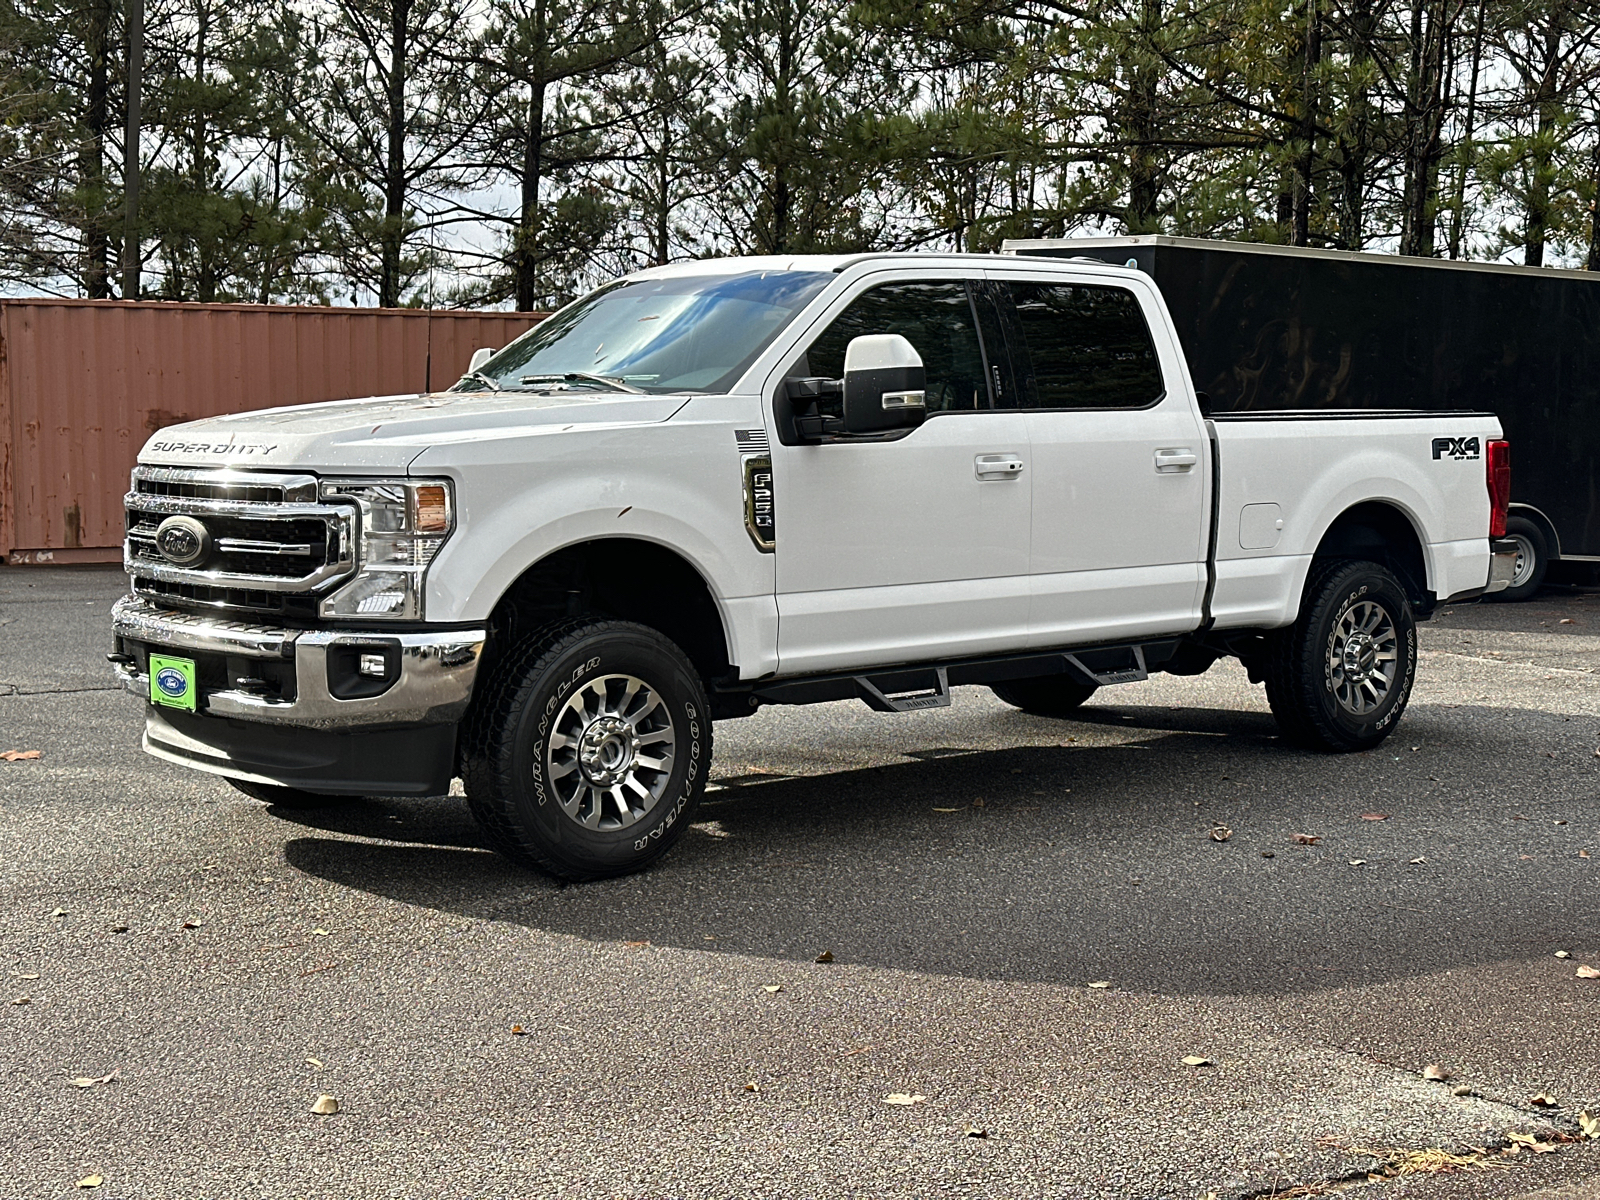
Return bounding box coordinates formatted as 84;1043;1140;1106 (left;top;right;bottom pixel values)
279;700;1598;998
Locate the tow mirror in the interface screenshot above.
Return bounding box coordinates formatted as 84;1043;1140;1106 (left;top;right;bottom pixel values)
842;334;926;434
468;347;495;373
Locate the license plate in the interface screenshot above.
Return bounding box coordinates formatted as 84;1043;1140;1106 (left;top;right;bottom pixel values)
149;653;198;712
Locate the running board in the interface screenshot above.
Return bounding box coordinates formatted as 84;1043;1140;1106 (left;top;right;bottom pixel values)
854;667;951;713
1063;645;1148;686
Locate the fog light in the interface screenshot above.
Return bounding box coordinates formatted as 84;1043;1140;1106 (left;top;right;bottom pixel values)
358;653;387;678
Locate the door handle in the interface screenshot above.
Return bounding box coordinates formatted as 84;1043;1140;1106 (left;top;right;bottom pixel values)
975;454;1025;480
1154;448;1198;472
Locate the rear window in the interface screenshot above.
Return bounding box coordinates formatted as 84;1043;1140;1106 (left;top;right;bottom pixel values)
1001;282;1165;410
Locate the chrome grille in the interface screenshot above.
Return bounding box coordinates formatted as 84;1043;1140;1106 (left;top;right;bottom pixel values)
125;467;356;614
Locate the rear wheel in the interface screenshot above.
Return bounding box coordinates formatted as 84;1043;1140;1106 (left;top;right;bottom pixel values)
1491;515;1548;602
1265;559;1416;752
990;676;1099;717
226;778;348;809
461;618;710;882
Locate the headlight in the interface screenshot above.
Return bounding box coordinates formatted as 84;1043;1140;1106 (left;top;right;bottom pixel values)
319;479;455;620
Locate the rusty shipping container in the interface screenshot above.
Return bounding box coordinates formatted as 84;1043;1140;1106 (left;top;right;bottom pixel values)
0;299;542;563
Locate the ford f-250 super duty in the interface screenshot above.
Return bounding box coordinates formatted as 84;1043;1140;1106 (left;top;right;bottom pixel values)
110;253;1518;880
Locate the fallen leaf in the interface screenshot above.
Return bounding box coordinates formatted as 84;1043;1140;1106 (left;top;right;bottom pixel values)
1182;1056;1213;1067
1;750;41;761
306;1058;324;1069
931;807;958;813
510;1025;528;1035
1578;1111;1599;1139
971;798;985;808
11;996;28;1006
623;940;650;948
1451;1084;1475;1097
743;1082;759;1093
761;985;782;994
1555;950;1570;958
883;1093;926;1105
310;1094;339;1115
1348;860;1367;866
1423;1063;1451;1082
1293;834;1321;845
70;1070;117;1089
312;928;329;937
1530;1093;1559;1107
50;908;67;917
1581;850;1592;860
963;1124;990;1138
1576;965;1599;979
181;921;201;930
110;926;128;934
1560;618;1574;624
1086;981;1112;989
1360;813;1390;821
1261;851;1276;859
15;973;38;980
75;1176;102;1189
1209;825;1232;842
1508;1132;1559;1154
814;951;834;964
1409;857;1428;864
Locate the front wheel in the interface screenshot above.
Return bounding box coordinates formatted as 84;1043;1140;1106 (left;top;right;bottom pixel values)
1265;560;1417;752
461;618;711;882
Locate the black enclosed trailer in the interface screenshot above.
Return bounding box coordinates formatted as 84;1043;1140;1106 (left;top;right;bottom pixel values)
1002;234;1600;599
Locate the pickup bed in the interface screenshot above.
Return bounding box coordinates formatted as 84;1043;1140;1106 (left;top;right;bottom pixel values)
111;253;1518;879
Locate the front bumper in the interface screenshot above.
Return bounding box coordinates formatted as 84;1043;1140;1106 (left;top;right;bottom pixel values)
110;595;485;730
1485;538;1519;594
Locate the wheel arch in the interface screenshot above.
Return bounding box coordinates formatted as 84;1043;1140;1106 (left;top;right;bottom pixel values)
482;537;734;686
1310;500;1431;610
1507;503;1560;559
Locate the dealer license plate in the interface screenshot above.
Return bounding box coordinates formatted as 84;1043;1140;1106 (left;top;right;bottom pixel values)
148;653;198;712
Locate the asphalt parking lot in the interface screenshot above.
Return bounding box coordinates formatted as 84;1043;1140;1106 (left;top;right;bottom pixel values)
3;565;1598;1200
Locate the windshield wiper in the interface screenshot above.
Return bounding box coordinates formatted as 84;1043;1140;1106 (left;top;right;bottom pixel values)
519;372;646;394
456;370;500;390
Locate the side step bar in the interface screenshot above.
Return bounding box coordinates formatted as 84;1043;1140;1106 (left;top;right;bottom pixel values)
854;667;951;713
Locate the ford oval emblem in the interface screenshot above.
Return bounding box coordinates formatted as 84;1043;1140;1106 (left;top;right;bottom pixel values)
154;667;189;697
154;515;211;567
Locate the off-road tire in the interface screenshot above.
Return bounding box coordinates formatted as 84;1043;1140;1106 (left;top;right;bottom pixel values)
990;676;1099;717
1265;559;1417;752
226;778;348;809
460;618;711;882
1491;515;1548;603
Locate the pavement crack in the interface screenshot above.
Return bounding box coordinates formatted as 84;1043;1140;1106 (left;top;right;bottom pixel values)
0;684;122;696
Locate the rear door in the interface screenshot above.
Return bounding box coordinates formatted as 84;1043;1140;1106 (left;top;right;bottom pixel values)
982;269;1209;647
768;272;1032;676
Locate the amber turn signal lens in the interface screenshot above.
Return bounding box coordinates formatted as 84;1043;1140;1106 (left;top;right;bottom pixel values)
413;485;449;532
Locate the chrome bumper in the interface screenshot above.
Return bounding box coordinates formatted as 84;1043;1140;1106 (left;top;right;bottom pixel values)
110;595;485;730
1485;538;1519;594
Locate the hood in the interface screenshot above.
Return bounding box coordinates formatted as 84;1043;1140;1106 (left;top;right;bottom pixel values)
137;390;693;473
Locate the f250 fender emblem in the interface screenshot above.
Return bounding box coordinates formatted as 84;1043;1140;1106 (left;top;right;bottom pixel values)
1431;436;1480;460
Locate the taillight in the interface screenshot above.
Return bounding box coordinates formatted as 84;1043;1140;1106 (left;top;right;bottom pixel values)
1486;439;1510;538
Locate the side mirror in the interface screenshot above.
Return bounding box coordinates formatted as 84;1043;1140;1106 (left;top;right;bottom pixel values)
843;335;926;434
468;347;495;373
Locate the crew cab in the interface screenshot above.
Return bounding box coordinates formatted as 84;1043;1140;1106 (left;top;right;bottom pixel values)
110;253;1518;880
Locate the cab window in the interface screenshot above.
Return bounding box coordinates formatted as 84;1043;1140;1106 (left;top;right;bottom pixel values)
799;281;990;416
998;282;1164;410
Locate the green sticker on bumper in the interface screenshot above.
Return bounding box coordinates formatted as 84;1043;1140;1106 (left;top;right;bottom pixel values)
149;653;197;712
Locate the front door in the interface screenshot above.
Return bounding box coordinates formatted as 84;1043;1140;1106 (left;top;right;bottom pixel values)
983;271;1210;648
770;275;1032;676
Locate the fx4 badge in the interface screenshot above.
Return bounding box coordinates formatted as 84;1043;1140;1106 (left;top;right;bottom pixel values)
1431;436;1481;461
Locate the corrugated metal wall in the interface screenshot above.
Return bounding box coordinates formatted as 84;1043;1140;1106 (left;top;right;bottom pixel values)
0;299;542;561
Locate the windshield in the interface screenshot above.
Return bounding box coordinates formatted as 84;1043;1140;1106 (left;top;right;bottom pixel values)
453;270;834;395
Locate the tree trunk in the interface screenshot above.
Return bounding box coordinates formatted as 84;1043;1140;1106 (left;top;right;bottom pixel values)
1334;0;1377;248
81;0;112;298
1124;0;1162;233
1522;17;1563;268
192;0;214;301
1447;0;1485;260
1399;0;1447;257
380;0;411;307
1588;130;1600;271
121;0;142;298
514;74;546;311
1291;0;1321;246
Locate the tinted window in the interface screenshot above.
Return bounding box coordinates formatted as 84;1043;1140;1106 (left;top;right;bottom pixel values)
801;282;989;414
455;270;832;394
1001;282;1164;409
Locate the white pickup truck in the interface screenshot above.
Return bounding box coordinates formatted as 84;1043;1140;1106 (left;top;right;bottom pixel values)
111;253;1517;879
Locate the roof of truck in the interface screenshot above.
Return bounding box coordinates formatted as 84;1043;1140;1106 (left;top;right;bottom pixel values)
623;252;1140;280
